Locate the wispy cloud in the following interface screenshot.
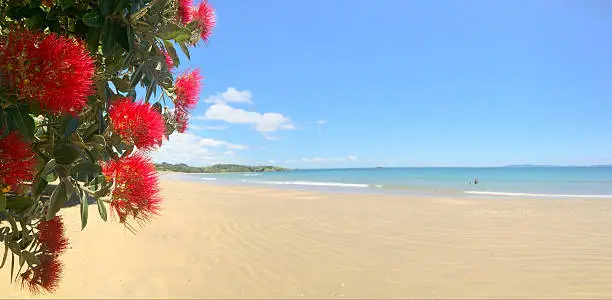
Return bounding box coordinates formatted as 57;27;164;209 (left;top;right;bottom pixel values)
301;155;358;163
203;125;229;130
315;119;327;125
205;87;252;104
149;132;247;165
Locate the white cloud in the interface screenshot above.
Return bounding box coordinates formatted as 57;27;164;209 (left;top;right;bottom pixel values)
198;88;296;139
315;120;327;125
204;102;295;135
188;124;204;131
301;155;358;163
149;132;247;165
197;138;248;149
205;87;252;104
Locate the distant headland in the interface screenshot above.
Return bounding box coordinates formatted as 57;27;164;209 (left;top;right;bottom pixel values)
155;162;289;173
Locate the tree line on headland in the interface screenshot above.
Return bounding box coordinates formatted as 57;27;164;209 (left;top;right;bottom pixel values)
155;162;289;173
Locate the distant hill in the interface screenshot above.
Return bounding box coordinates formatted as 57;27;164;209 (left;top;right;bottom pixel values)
155;162;288;173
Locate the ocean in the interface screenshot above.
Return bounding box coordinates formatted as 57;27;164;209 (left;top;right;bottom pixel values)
162;167;612;199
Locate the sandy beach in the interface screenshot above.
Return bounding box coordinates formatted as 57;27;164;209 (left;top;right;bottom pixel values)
2;177;612;298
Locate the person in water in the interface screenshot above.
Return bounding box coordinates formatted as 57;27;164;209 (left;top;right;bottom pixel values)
474;177;479;185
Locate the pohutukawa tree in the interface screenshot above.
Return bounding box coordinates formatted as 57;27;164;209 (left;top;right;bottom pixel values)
0;0;215;294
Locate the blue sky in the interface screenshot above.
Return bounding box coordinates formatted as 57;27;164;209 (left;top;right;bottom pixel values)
151;0;612;168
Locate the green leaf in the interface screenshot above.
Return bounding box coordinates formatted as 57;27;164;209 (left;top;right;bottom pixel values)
0;244;8;269
110;132;122;146
54;144;81;165
156;23;182;40
47;7;61;20
46;182;67;220
86;26;102;53
59;0;75;9
20;251;40;267
179;42;191;60
96;197;107;222
6;215;18;239
71;162;102;182
152;102;162;114
145;79;156;103
79;189;89;230
90;134;107;150
18;235;34;251
28;9;46;30
61;115;79;139
116;25;130;51
32;177;48;197
0;192;6;213
5;196;34;214
65;180;75;200
5;107;35;139
41;159;57;182
100;0;116;16
112;76;131;93
7;241;20;255
102;21;117;57
82;10;104;27
10;253;14;283
163;41;180;67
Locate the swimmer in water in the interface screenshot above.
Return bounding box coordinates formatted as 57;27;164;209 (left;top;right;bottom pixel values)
474;177;479;185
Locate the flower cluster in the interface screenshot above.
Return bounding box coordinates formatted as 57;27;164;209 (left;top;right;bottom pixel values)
193;1;216;42
0;0;218;295
0;28;95;115
173;69;203;133
178;0;194;25
102;154;161;225
108;97;166;150
163;51;175;70
175;0;215;42
21;217;69;294
0;132;36;191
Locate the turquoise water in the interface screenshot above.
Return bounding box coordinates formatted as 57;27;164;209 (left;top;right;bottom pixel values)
163;167;612;198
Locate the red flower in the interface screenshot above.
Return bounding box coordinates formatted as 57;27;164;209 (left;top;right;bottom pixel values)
21;254;63;294
193;0;216;42
102;154;161;225
178;0;194;25
175;109;189;133
108;97;165;150
37;216;68;255
174;69;202;111
0;28;95;115
162;50;174;70
0;132;36;191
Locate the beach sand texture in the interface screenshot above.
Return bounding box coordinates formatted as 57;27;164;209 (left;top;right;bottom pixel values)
2;178;612;298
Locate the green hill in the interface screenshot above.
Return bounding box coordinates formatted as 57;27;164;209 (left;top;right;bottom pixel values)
155;162;288;173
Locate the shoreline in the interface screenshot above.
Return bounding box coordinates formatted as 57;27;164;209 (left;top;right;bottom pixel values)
159;172;612;200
